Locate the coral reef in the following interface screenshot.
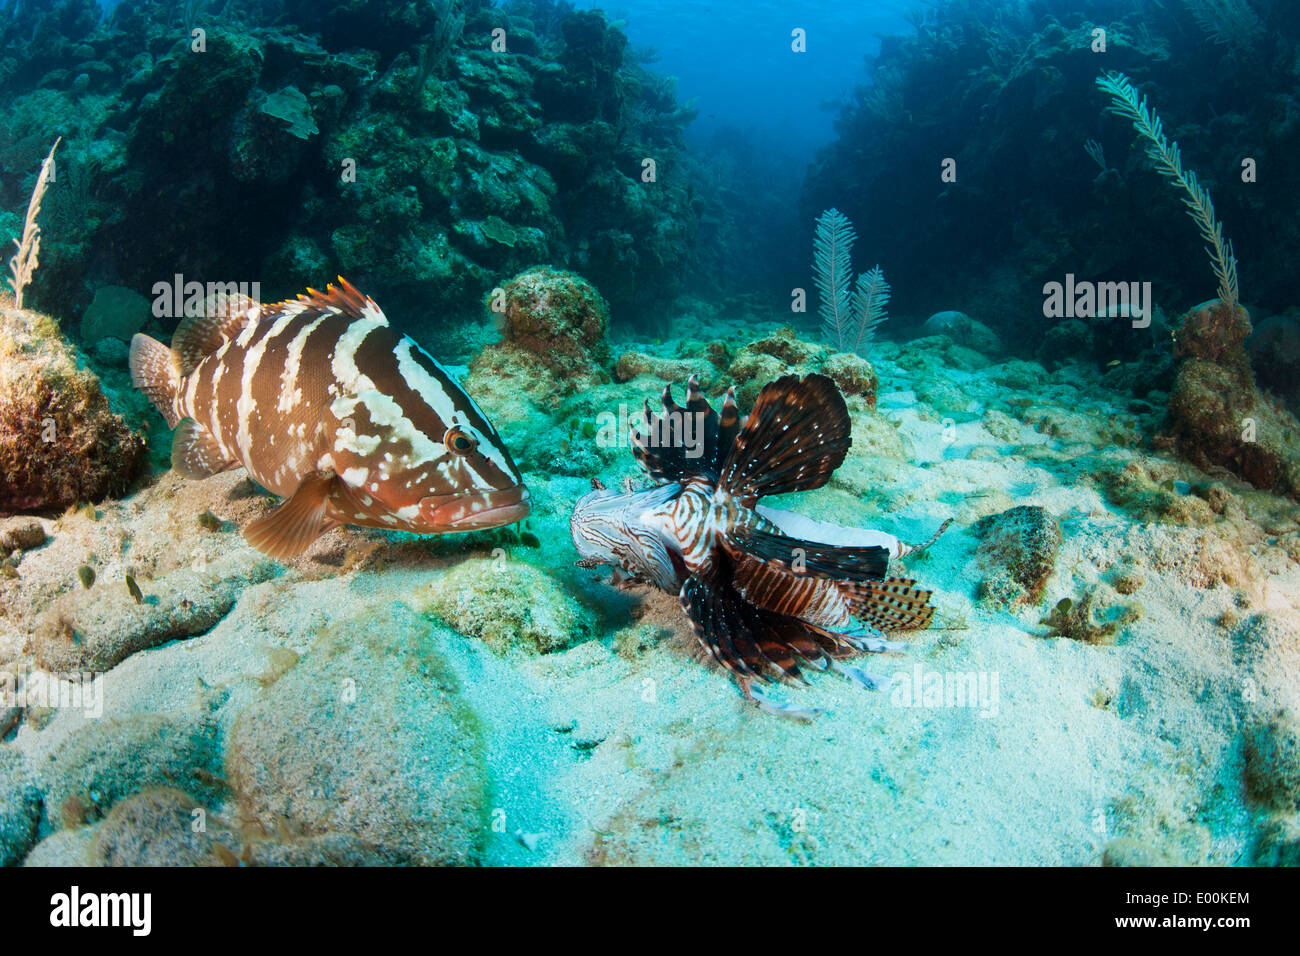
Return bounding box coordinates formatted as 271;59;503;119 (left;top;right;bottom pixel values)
802;1;1300;338
0;0;708;330
0;323;1295;866
0;304;145;514
1165;300;1300;498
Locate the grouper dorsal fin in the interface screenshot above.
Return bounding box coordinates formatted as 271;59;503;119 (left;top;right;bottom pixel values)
285;276;377;321
171;292;259;374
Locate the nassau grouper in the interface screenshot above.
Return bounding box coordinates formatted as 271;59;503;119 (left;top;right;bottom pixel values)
130;277;529;559
570;373;947;718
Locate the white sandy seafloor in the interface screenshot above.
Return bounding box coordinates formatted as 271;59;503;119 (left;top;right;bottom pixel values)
2;323;1299;866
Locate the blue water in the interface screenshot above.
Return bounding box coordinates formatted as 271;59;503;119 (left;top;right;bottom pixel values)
572;0;913;157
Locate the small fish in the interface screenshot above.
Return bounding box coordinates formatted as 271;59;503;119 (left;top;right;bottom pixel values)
130;278;529;559
571;374;947;713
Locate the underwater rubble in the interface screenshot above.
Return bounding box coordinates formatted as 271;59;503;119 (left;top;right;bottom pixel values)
0;290;1297;865
0;0;1298;871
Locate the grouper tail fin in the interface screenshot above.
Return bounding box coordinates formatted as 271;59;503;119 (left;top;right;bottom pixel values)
129;333;183;428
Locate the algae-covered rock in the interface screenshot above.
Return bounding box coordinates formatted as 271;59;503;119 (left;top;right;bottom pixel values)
41;713;225;832
921;310;1003;355
89;788;227;867
821;351;879;402
1167;301;1300;498
32;551;278;672
1252;817;1300;867
0;746;40;866
417;557;598;654
0;306;145;513
614;351;716;389
0;516;45;553
22;827;95;867
1038;592;1139;645
467;266;613;408
972;505;1061;607
1101;836;1182;867
226;604;487;866
495;268;607;367
728;327;877;408
1096;460;1216;526
1242;710;1300;812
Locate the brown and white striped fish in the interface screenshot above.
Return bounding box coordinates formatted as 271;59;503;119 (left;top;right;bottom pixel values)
571;373;947;718
130;277;529;559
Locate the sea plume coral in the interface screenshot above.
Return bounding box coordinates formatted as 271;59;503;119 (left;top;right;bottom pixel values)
1095;72;1238;310
813;208;891;357
1182;0;1264;54
6;138;59;311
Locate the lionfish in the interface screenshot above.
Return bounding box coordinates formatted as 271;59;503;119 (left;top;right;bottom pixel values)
130;278;529;559
570;373;947;717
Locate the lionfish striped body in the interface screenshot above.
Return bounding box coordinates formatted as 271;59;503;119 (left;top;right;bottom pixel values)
130;278;528;559
571;373;946;716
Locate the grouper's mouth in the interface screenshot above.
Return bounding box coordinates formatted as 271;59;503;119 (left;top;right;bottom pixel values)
421;484;530;531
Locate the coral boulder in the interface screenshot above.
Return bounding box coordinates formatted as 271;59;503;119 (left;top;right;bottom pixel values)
468;266;612;406
1166;301;1300;498
0;305;145;514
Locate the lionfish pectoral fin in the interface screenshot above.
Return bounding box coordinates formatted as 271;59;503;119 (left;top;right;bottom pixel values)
744;679;825;721
830;660;893;692
726;522;891;581
243;470;341;560
718;373;851;501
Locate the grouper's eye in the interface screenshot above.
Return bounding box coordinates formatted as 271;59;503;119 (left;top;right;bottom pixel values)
444;426;477;456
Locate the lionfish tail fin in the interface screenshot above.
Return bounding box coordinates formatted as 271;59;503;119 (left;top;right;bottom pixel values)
841;576;938;631
718;373;851;502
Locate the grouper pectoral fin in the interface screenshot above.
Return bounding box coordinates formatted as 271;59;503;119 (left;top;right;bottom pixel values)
243;470;342;560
